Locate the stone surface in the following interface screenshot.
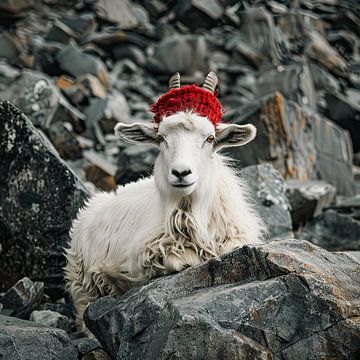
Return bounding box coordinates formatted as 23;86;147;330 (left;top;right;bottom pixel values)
298;208;360;251
85;239;360;359
0;315;77;360
240;164;292;240
56;44;109;88
147;34;207;75
285;180;336;227
227;92;355;195
77;338;101;357
0;277;43;319
115;144;158;185
30;310;69;331
0;101;90;298
82;349;111;360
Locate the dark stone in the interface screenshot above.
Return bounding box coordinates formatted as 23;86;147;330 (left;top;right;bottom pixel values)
82;349;111;360
324;90;360;152
173;0;224;29
0;277;43;319
240;164;292;240
286;180;336;228
115;144;158;186
0;101;90;298
0;315;77;360
45;14;97;43
298;208;360;251
30;310;69;331
56;44;109;88
38;302;75;319
85;240;360;359
47;122;83;160
226;92;355;196
0;70;85;130
147;34;207;75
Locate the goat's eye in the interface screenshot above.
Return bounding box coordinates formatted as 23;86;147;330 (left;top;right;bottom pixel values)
158;135;165;143
206;135;215;143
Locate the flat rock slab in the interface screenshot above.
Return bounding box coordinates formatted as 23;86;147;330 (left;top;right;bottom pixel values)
0;315;77;360
85;239;360;359
0;101;90;298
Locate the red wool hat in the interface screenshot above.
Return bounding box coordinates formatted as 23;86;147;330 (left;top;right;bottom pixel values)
149;72;224;127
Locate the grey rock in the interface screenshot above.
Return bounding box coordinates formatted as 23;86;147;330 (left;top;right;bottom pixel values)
85;239;360;359
0;101;90;298
56;44;109;88
95;0;138;29
147;34;207;75
0;70;85;129
286;180;336;227
30;310;69;331
77;338;101;357
298;208;360;251
0;277;43;319
226;92;355;196
241;164;292;240
256;61;316;109
115;144;158;185
324;90;360;152
173;0;224;29
0;315;77;360
38;302;75;320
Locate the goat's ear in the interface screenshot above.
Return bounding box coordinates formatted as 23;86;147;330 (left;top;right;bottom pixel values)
214;123;256;150
114;122;159;145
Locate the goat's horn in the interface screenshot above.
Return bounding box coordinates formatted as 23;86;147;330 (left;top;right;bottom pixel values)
169;72;180;90
202;71;218;93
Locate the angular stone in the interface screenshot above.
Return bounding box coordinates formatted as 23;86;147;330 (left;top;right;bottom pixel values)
82;349;111;360
95;0;138;29
38;302;75;320
285;180;336;227
324;90;360;152
0;70;85;130
240;164;292;240
0;315;77;360
56;44;109;88
173;0;224;29
0;101;90;298
85;240;360;359
226;92;355;195
256;61;316;109
147;34;207;75
0;277;43;319
298;208;360;251
77;338;102;357
30;310;69;331
115;144;158;186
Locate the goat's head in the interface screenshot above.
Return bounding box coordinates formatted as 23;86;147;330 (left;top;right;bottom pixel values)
115;72;256;197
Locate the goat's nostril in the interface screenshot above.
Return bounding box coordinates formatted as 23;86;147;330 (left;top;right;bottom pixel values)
171;169;192;178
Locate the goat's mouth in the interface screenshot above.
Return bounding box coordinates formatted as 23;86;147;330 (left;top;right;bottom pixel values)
171;182;196;188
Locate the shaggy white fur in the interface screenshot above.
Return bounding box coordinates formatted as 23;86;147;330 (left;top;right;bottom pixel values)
64;112;266;327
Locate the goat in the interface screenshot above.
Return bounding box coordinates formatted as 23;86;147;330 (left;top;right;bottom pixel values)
64;72;266;327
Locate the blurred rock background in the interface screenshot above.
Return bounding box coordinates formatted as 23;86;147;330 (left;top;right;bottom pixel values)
0;0;360;359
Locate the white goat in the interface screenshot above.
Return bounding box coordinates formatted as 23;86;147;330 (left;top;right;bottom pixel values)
64;72;266;326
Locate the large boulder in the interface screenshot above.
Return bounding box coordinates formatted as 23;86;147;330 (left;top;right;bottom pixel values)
227;92;355;195
85;239;360;359
0;315;77;360
0;101;90;298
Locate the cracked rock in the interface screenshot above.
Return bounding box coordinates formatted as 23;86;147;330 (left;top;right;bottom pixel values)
85;239;360;359
0;101;90;298
0;315;77;360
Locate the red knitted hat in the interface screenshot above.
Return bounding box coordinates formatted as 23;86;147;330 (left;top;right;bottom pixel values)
149;72;224;127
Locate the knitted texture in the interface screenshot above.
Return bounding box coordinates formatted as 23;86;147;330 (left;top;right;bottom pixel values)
149;85;223;126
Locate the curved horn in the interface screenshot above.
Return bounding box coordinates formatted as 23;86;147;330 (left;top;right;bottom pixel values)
202;71;218;93
169;72;180;90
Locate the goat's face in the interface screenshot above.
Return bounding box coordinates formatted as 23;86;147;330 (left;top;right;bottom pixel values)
115;112;256;196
